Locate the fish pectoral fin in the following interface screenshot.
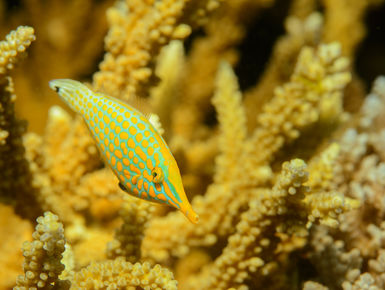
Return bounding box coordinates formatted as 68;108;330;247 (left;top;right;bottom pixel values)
132;174;141;185
118;182;128;192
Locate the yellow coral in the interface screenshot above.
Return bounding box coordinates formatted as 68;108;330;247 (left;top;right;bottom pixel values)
181;159;340;289
322;0;383;57
0;26;35;75
93;0;222;101
71;258;177;290
150;40;185;138
212;61;246;183
175;0;275;138
15;212;68;289
0;26;41;218
4;1;111;133
306;143;340;190
23;106;103;224
106;196;155;262
2;1;385;289
142;43;353;266
244;12;324;128
303;281;329;290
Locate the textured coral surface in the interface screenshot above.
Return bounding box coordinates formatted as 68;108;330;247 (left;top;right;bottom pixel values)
1;0;385;289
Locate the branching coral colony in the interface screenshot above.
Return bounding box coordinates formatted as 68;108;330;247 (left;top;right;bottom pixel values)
1;0;385;289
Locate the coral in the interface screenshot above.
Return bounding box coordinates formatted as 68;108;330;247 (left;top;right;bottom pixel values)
211;61;246;184
0;26;42;219
14;211;177;290
180;159;357;289
15;212;68;289
306;76;385;289
2;1;385;290
106;196;155;263
23;106;105;224
241;42;350;184
23;106;127;226
1;0;113;133
309;225;363;288
322;0;384;57
340;242;385;290
142;42;353;265
149;40;185;139
71;258;177;290
22;106;123;269
175;0;275;138
244;11;324;128
174;250;211;288
93;0;222;101
0;26;35;75
0;204;32;289
303;281;329;290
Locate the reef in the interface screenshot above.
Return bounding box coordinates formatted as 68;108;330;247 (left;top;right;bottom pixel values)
1;0;385;289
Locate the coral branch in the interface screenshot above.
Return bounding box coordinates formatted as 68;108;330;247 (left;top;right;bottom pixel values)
150;40;185;139
93;0;222;101
0;26;42;218
71;258;177;290
182;159;348;289
15;212;69;289
106;196;155;262
212;61;247;183
241;42;351;187
0;26;35;75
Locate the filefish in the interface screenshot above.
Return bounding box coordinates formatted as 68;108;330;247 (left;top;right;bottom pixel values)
49;79;199;224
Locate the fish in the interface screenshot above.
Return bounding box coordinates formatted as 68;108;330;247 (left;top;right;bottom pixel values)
49;79;199;224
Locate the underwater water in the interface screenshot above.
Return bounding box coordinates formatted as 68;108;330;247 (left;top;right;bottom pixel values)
1;0;385;289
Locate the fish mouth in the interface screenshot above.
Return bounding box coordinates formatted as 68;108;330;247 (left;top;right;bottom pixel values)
48;80;59;92
183;207;199;224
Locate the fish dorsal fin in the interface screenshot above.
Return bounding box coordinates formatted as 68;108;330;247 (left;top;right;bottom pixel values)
148;113;164;136
93;87;164;136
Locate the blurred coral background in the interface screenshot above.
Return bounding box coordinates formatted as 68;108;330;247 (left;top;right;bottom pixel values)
1;0;385;289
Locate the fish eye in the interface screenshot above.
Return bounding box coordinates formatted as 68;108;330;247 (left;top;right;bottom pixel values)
54;86;60;92
151;167;164;183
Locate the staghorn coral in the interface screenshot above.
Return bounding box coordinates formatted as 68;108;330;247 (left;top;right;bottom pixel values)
241;41;350;184
0;26;35;75
303;281;329;290
71;258;178;290
174;0;275;139
22;106;124;269
322;0;384;58
14;211;178;290
0;26;43;219
149;40;185;140
1;0;113;133
2;1;385;289
182;159;357;289
304;76;385;289
106;196;155;263
142;42;352;265
93;0;222;101
211;61;246;184
244;11;324;129
23;106;106;224
308;225;363;288
14;212;69;290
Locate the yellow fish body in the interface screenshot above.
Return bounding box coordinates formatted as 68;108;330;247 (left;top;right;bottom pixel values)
49;79;198;224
